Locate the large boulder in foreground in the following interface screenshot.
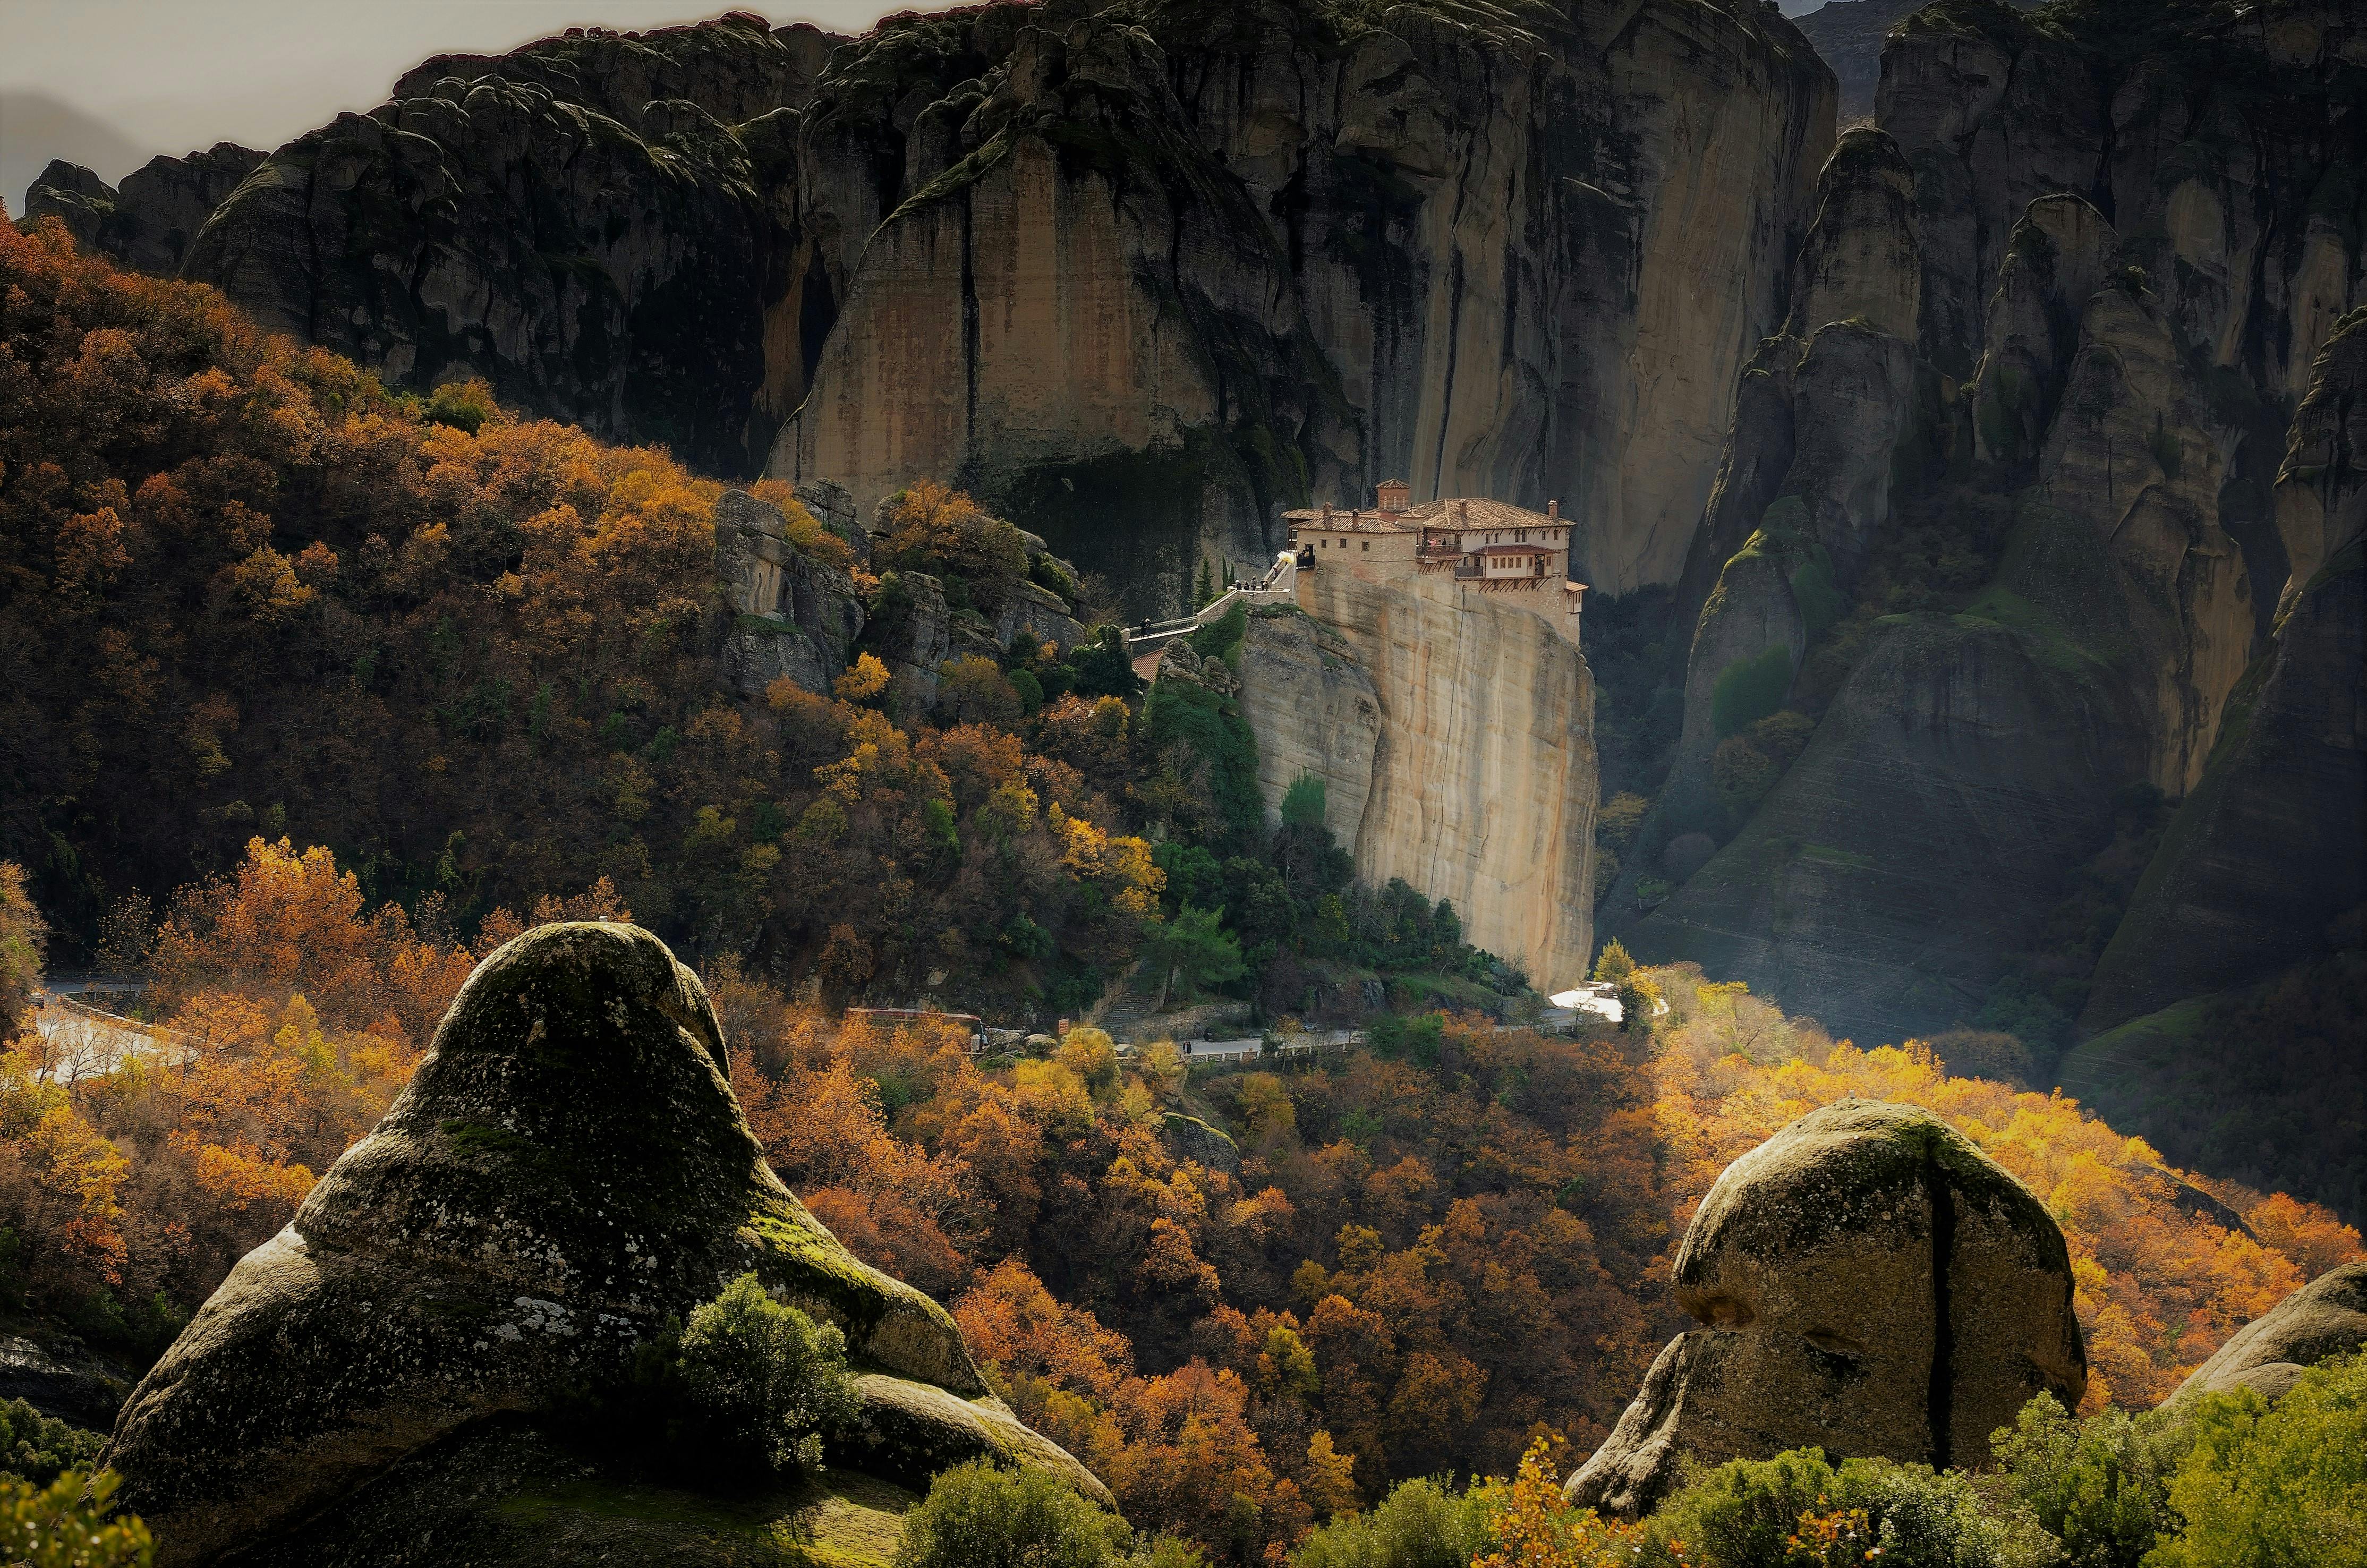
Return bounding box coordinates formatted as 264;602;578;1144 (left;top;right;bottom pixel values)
105;922;1105;1565
2169;1262;2367;1407
1567;1100;2085;1518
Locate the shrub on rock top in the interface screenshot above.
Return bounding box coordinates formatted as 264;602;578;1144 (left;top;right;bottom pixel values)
678;1272;861;1472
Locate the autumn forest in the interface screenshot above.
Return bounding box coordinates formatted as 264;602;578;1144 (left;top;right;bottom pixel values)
2;133;2363;1568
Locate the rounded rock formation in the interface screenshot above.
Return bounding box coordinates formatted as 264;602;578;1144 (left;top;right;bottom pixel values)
104;922;1105;1565
2169;1262;2367;1406
1566;1098;2085;1518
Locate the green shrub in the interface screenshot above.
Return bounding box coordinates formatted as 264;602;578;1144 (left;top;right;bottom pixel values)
1069;626;1144;700
1140;679;1261;845
1287;1476;1490;1568
676;1273;861;1472
0;1399;105;1487
1710;645;1795;739
0;1469;152;1567
1130;1538;1211;1567
1188;598;1247;664
1644;1448;2047;1568
1989;1392;2179;1568
1032;553;1080;602
2149;1352;2367;1568
1281;772;1328;830
423;381;490;434
893;1460;1132;1568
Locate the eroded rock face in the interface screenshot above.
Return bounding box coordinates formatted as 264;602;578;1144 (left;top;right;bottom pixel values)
2081;308;2367;1029
1617;2;2361;1047
1567;1100;2084;1519
49;3;1830;611
715;489;868;699
1231;607;1382;840
1248;568;1596;988
104;922;1101;1566
21;146;266;274
2170;1262;2367;1405
1618;130;1919;904
773;0;1833;609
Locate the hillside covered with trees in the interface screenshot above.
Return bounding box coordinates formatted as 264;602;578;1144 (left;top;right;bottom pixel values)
2;830;2355;1563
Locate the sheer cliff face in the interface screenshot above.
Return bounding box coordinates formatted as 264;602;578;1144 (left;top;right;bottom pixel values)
33;2;1832;616
1613;0;2365;1046
1236;581;1597;991
2081;307;2367;1032
58;16;842;476
774;0;1833;611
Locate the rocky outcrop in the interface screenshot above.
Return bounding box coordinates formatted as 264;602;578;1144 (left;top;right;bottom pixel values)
116;16;823;475
1880;0;2364;400
0;1334;127;1433
1792;0;2036;122
2169;1262;2367;1405
103;922;1104;1566
2028;280;2254;796
1621;580;2147;1044
716;489;868;699
1568;1100;2084;1519
1238;569;1595;989
21;146;266;274
1620;129;1919;893
2081;308;2367;1029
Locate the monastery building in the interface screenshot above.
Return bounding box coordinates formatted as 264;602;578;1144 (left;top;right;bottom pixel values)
1281;480;1586;641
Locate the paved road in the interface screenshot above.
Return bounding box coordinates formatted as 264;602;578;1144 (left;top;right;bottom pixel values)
27;994;196;1081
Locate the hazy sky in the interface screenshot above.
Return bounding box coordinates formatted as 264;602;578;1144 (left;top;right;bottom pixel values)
2;0;1830;217
0;0;969;215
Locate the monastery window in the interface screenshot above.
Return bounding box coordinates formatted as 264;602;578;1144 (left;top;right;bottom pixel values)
1361;540;1369;551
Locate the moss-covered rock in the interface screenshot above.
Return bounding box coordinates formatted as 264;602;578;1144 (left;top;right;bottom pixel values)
235;1414;921;1567
1567;1100;2084;1519
103;923;1104;1566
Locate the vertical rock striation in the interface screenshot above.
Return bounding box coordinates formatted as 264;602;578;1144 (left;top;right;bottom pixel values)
773;0;1834;611
1610;0;2364;1047
27;3;1834;616
1236;572;1596;991
2080;306;2367;1030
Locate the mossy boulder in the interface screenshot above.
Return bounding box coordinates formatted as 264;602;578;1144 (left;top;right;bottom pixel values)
1567;1100;2085;1518
2170;1262;2367;1407
105;923;1103;1565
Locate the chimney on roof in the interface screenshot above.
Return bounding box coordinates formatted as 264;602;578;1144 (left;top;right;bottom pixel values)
1457;499;1468;524
1547;499;1560;521
1322;502;1332;523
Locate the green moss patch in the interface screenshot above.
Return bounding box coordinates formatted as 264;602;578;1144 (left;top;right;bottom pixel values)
1712;646;1796;739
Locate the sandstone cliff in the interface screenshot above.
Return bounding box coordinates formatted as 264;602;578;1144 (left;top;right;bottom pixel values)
27;16;830;475
1236;575;1596;990
772;0;1834;612
27;2;1833;617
